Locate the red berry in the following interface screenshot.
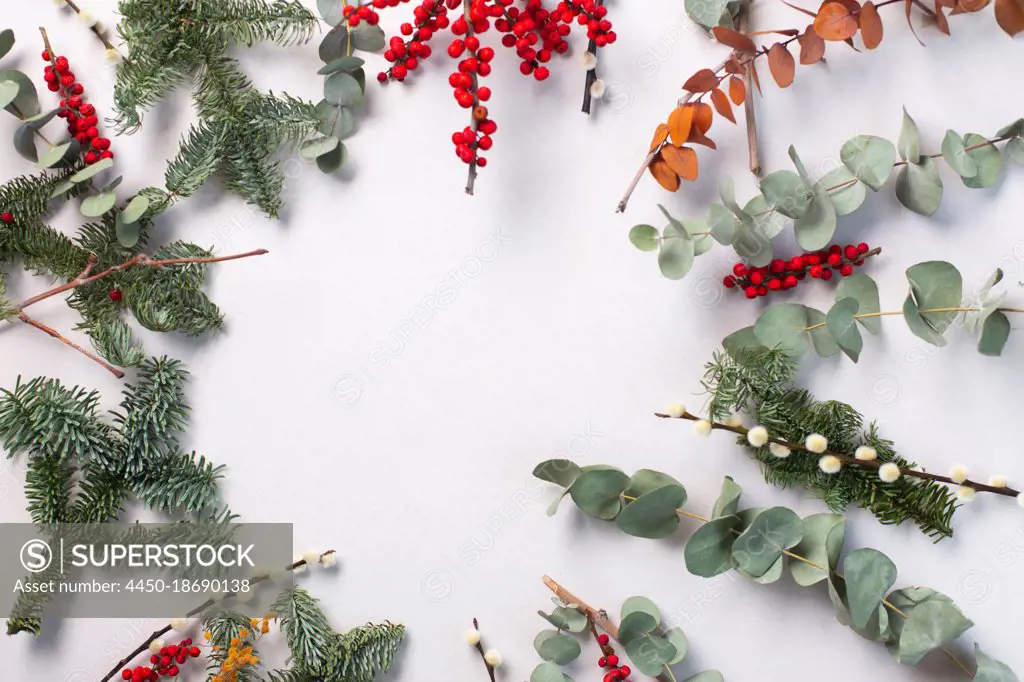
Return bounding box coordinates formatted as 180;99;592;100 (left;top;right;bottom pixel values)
534;66;550;80
723;275;736;288
84;151;99;164
809;265;823;278
768;278;782;290
377;71;388;83
477;135;493;150
1;212;13;224
840;264;854;276
109;289;123;302
620;666;632;677
757;285;768;296
821;269;833;281
47;82;60;92
598;656;607;666
55;56;69;73
745;286;757;299
784;274;798;288
86;126;99;139
827;253;842;267
749;271;764;286
189;647;200;657
806;254;820;266
71;83;84;95
477;86;491;101
857;242;869;253
789;256;804;270
478;119;497;134
733;263;747;277
42;50;51;61
844;245;858;259
168;667;179;678
478;46;495;62
476;157;487;167
606;654;619;666
769;258;785;274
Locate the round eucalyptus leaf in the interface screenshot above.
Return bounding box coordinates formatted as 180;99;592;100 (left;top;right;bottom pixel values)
658;222;694;279
325;72;363;107
826;297;863;362
0;69;39;118
536;631;581;665
806;307;839;358
617;485;686;538
663;626;688;665
842;548;897;630
120;195;151;225
840;135;897;190
350;24;386;52
533;459;582;488
569;468;628;520
621;596;661;623
300;135;340;159
835;274;881;334
885;587;951;647
940;130;977;178
753;303;810;355
718;175;749;218
816;166;866;215
789;513;845;586
81;190;118;218
722;325;766;359
546;490;569;516
629;224;659;251
624;469;683;499
683;672;724;682
102;175;123;192
742;555;783;584
759;170;809;218
974;645;1016;682
711;476;742;519
316;142;347;173
895;158;943;216
316;100;356;139
0;80;20;110
962;133;1004;189
618;611;658;646
794;191;836;251
731;506;803;577
37;140;77;169
70;157;115;182
625;633;676;676
317;0;346;25
684;515;740;577
905;260;962;334
49;179;75;198
319;55;366;75
683;218;713;255
898;107;921;163
0;29;14;60
732;220;772;267
744;194;785;240
686;0;730;28
895;600;972;666
14;124;37;161
115;213;142;248
530;662;566;682
707;203;736;245
978;311;1010;356
1007;137;1024;165
319;26;349;62
903;295;947;347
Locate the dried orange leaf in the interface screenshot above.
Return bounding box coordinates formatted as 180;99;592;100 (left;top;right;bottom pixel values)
661;145;699;181
859;1;884;47
649;155;681;192
952;0;990;12
749;61;762;95
782;0;820;17
814;2;860;39
904;0;926;45
995;0;1024;34
725;55;748;75
667;105;695;146
683;68;720;93
712;25;758;52
728;76;746;105
767;43;796;88
750;28;803;35
934;2;951;32
692;102;714;134
798;27;826;62
650;123;670;152
711;88;736;124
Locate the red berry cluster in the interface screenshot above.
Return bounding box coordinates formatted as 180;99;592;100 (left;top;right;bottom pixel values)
371;0;613;180
596;633;632;682
41;49;113;165
119;639;200;681
723;242;873;299
341;2;381;25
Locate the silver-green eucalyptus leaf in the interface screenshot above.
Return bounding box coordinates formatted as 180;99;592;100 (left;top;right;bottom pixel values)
895;157;943;216
629;224;659;252
319;25;349;61
753;303;810;355
621;596;661;622
316;142;347;173
789;514;845;586
663;627;689;665
49;179;75;198
722;325;766;359
658;221;695;280
684;515;740;577
974;645;1018;682
731;506;803;577
569;468;629;520
625;631;676;676
941;130;977;178
0;29;14;60
744;194;785;240
842;548;897;630
0;80;19;109
978;311;1010;356
898;107;921;163
617;485;686;538
686;0;731;28
37;140;77;169
840;135;897;190
316;99;356;139
903;295;947;346
0;69;39;118
535;631;581;665
684;218;714;256
530;662;568;682
807;308;840;358
533;459;583;488
683;672;724;682
826;297;863;362
962;133;1003;189
115;214;142;248
324;72;363;107
120;195;151;224
759;170;809;218
70;157;115;182
318;55;366;75
816;166;866;215
707;203;737;245
624;469;683;498
80;190;118;218
317;0;347;25
618;611;658;645
1008;138;1024;165
895;600;972;666
835;274;881;334
350;24;386;52
712;476;742;519
300;135;340;159
905;260;962;334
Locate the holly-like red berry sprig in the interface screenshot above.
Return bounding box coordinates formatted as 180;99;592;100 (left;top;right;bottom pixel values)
371;0;614;185
109;288;124;303
1;212;13;225
119;638;201;681
41;48;113;165
595;632;632;682
723;242;880;300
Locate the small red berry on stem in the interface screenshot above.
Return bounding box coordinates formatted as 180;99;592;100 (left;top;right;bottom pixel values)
109;288;123;303
1;212;13;224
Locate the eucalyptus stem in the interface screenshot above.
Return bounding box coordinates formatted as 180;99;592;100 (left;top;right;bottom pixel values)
96;551;336;682
800;305;1024;332
654;409;1021;499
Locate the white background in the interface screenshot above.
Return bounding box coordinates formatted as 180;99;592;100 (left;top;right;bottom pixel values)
3;1;1024;680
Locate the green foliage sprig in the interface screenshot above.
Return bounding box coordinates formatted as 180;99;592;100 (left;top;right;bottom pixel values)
114;0;321;216
0;358;231;635
630;111;1024;281
302;0;387;172
727;262;1020;362
531;577;719;682
535;463;1017;680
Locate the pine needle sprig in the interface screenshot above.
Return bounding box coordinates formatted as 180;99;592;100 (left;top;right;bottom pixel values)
332;622;407;682
272;587;339;677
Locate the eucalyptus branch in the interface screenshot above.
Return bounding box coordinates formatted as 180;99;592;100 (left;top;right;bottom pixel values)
97;551;337;682
16;311;126;378
801;304;1024;331
654;408;1021;500
16;248;269;312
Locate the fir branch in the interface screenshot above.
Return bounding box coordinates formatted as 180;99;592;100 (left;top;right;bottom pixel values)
113;357;190;475
272;586;339;677
132;452;226;514
71;461;128;522
24;451;72;524
190;0;319;47
164;122;229;198
331;622;406;682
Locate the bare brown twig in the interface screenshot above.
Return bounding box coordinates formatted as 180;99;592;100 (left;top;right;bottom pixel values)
737;2;761;176
470;619;497;682
53;0;121;53
16;312;126;378
581;0;605;115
